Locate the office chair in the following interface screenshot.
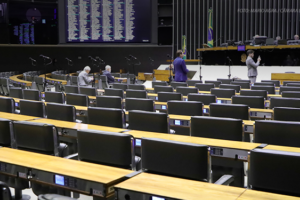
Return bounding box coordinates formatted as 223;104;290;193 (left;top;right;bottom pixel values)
255;120;300;147
191;116;243;141
254;82;275;86
204;80;221;87
187;80;203;86
240;90;267;100
100;75;109;89
270;97;300;109
152;81;168;88
251;85;275;94
9;87;23;99
211;88;235;98
88;107;124;128
154;86;174;93
283;81;300;86
220;84;241;93
44;91;65;104
34;76;45;92
111;73;120;78
0;118;13;147
287;83;300;87
176;87;198;96
47;103;76;122
0;97;15;113
1;78;10;95
77;130;138;170
232;96;265;109
141;137;209;181
65;85;79;94
105;88;124;99
168;101;203;116
195;83;215;91
282;91;300;98
112;83;128;90
217;79;234;84
280;86;300;94
170;82;188;89
19;100;46;118
66;93;89;107
23;89;41;101
249;148;300;196
230;81;250;89
128;111;168;133
188;94;216;105
128;84;145;90
234;79;250;83
157;92;182;102
126;98;154;112
96;96;123;109
79;86;97;96
210;103;249;120
70;76;78;86
126;89;147;99
261;80;280;87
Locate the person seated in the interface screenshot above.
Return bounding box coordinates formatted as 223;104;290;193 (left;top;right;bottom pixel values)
165;64;174;74
78;66;93;86
274;36;281;45
294;35;299;40
103;65;115;84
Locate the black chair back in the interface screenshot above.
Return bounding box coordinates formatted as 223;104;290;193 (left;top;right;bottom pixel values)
240;89;267;99
154;86;174;93
78;130;133;169
112;83;128;90
88;107;124;128
204;80;221;87
195;83;215;91
210;103;249;120
47;103;76;122
170;82;188;89
65;85;79;94
96;96;122;109
126;98;154;112
211;88;235;98
232;96;265;109
286;83;300;87
261;80;280;87
270;97;300;109
0;118;12;147
66;93;89;106
9;87;23;99
254;82;275;86
230;81;250;89
251;85;275;94
220;84;241;93
126;89;147;99
191;116;243;141
282;91;300;98
20;100;45;118
280;86;300;94
217;78;234;84
105;88;124;99
128;84;145;90
188;94;216;105
187;80;203;86
176;87;198;96
142;138;209;181
44;92;65;104
79;87;96;96
128;111;168;133
0;97;15;113
168;101;203;116
152;81;168;88
283;81;300;86
157;92;182;102
23;89;41;101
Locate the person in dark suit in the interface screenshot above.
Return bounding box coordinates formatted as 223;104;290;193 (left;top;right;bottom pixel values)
102;65;115;84
173;50;189;82
246;50;261;84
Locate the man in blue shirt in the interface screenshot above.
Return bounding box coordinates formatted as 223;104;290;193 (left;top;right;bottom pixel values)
173;50;189;82
102;65;115;84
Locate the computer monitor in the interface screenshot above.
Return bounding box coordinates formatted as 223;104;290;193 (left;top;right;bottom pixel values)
254;36;267;45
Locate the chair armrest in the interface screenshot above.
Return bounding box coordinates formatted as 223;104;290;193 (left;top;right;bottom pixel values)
64;153;78;159
214;175;234;185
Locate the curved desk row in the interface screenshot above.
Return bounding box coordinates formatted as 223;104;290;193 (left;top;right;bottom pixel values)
9;74;32;87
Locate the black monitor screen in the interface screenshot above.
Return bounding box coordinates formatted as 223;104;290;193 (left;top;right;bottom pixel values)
65;0;151;43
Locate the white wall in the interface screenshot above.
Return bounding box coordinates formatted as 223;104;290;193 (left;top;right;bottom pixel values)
158;64;300;82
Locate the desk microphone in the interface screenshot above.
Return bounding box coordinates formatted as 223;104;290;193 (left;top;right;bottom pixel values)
65;58;72;62
40;55;51;60
227;57;232;62
29;57;36;62
149;57;154;62
129;55;137;60
88;56;97;62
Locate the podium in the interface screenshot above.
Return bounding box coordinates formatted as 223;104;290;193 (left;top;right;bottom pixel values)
271;73;300;85
153;70;174;82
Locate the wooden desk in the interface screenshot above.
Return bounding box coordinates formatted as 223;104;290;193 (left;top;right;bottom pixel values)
138;73;153;81
237;190;300;200
263;145;300;154
166;59;201;63
39;74;68;85
0;148;132;198
272;73;300;85
0;111;38;121
9;74;32;87
153;70;174;82
197;45;300;52
115;173;246;200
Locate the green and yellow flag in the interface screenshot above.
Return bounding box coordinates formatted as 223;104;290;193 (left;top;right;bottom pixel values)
208;8;213;48
182;35;187;60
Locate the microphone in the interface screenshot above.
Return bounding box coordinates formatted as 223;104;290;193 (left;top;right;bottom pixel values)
167;54;171;58
129;55;137;60
29;57;36;62
149;57;154;62
227;57;232;61
124;57;130;61
214;36;223;44
88;56;97;62
40;55;51;59
65;58;72;62
96;57;104;62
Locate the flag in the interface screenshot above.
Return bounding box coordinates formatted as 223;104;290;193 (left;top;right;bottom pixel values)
182;35;187;60
208;8;213;48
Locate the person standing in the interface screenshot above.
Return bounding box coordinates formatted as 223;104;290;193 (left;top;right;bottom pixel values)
246;50;261;84
173;50;189;82
78;66;93;86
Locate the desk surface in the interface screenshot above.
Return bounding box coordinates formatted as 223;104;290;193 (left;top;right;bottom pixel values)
39;74;68;85
237;190;300;200
115;173;245;200
264;145;300;154
32;118;125;133
0;148;132;184
127;130;260;150
197;45;300;51
0;112;38;121
9;74;32;87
